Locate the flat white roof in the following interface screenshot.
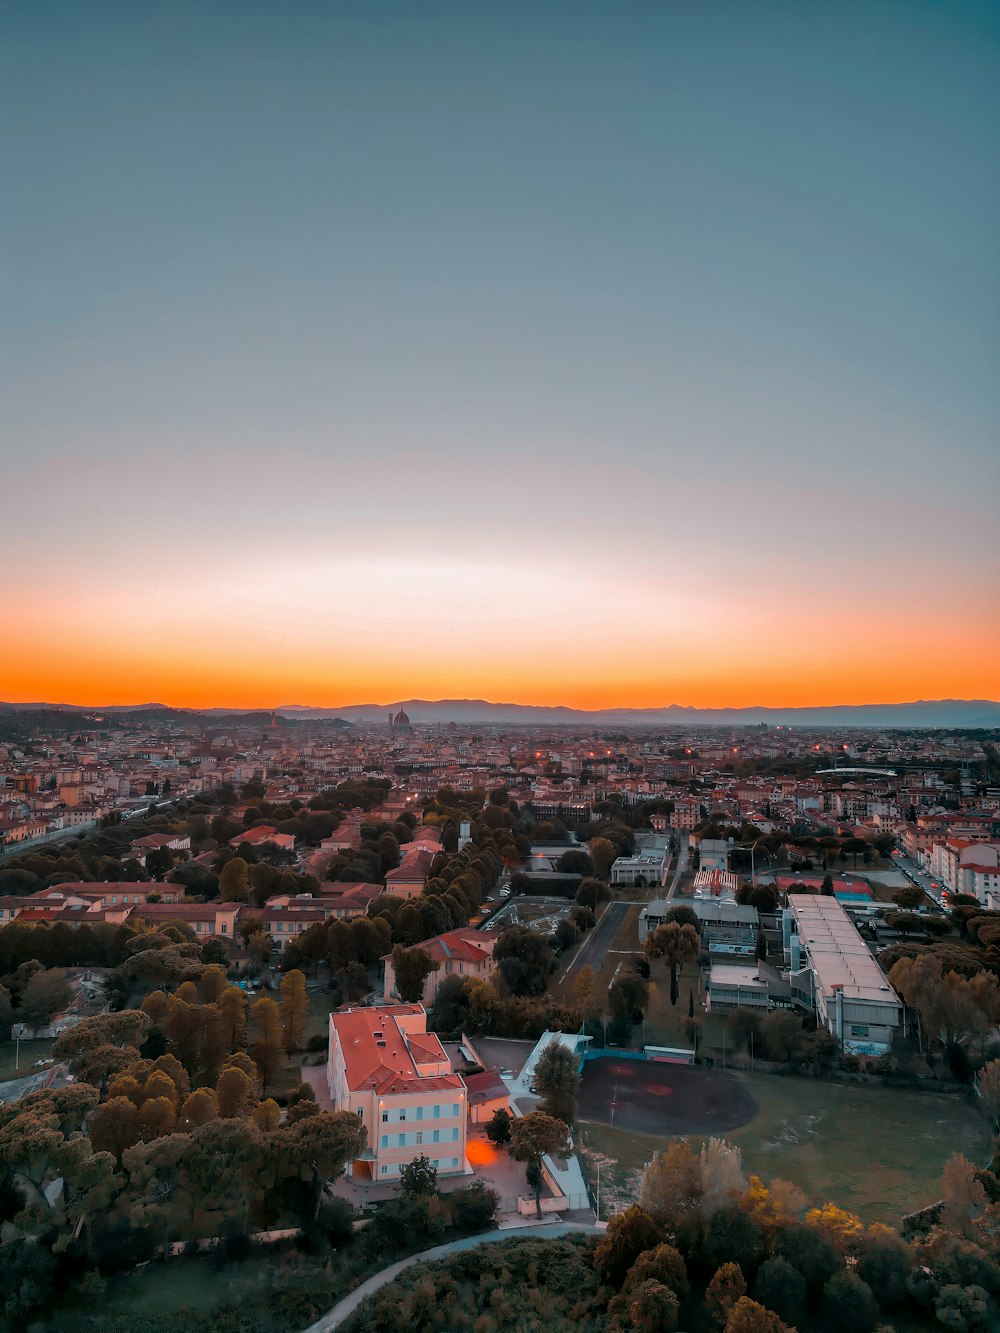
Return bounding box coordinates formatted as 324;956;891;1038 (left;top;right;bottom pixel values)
788;894;898;1006
709;963;767;986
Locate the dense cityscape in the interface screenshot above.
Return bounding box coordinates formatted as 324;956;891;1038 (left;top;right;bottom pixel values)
0;705;998;1329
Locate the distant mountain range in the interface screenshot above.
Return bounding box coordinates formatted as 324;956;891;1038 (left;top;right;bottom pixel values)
3;698;999;728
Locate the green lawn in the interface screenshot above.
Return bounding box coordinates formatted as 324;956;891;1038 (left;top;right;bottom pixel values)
578;1070;990;1225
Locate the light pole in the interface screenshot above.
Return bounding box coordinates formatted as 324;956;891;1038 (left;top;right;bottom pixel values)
596;1159;602;1222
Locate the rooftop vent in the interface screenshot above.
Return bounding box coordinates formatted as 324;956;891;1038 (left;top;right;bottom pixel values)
376;1040;387;1047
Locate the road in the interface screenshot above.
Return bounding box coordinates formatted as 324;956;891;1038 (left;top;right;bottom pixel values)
561;900;631;985
301;1221;602;1332
892;851;948;910
664;837;690;901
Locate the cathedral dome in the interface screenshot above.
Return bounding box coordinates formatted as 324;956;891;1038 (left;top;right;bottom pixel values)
392;708;410;726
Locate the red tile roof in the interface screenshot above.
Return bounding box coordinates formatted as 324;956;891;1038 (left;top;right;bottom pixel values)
332;1006;462;1096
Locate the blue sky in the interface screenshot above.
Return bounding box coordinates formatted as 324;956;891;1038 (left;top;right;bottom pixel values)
3;1;999;707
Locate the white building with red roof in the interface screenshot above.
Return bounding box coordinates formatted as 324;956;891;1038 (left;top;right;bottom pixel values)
327;1004;468;1182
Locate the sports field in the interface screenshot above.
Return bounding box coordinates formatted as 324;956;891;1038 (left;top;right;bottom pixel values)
578;1064;991;1224
578;1056;758;1135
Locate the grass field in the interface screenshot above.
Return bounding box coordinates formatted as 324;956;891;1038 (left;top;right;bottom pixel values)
578;1070;990;1224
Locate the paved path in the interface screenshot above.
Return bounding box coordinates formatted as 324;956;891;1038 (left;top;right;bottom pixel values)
664;838;689;901
301;1221;601;1332
561;900;630;984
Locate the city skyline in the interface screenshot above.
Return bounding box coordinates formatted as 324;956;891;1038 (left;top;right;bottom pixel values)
4;2;999;710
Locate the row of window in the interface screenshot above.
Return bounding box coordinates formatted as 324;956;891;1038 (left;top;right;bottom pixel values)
380;1157;460;1175
380;1128;461;1148
380;1103;461;1123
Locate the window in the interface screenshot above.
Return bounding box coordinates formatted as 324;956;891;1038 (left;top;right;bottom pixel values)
399;1110;406;1122
382;1111;388;1123
416;1106;424;1121
381;1135;388;1148
433;1105;440;1119
432;1129;440;1143
416;1132;423;1144
381;1165;388;1175
451;1157;459;1168
452;1103;460;1117
850;1025;869;1038
452;1127;460;1141
398;1133;406;1148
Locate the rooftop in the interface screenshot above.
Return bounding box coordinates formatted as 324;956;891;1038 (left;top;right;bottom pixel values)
788;894;899;1005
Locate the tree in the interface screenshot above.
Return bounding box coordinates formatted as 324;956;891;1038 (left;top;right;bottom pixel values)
251;1098;280;1131
805;1201;864;1253
17;967;72;1028
665;904;700;930
625;1280;679;1332
753;1256;806;1326
893;884;925;911
706;1262;747;1327
855;1223;912;1309
589;837;617;878
250;996;285;1092
532;1037;580;1123
399;1153;438;1198
390;945;440;1004
940;1153;987;1238
820;873;835;896
216;1065;255;1118
723;1297;794;1333
593;1203;662;1287
89;1096;141;1159
645;922;700;1006
704;1205;766;1272
759;1010;807;1062
556;849;593;875
622;1241;689;1296
486;1107;512;1145
773;1221;840;1292
278;968;309;1053
218;857;250;902
576;878;611;911
280;1110;366;1221
509;1112;571;1218
640;1141;704;1244
216;986;248;1050
933;1283;992;1331
822;1270;877;1331
179;1087;218;1129
139;1095;176;1139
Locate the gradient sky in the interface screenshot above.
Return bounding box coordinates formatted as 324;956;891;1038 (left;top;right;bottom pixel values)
3;1;999;710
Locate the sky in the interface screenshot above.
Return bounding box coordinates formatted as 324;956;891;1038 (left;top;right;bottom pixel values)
2;1;999;711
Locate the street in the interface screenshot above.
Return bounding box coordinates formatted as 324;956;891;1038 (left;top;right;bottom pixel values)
561;900;631;985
